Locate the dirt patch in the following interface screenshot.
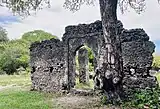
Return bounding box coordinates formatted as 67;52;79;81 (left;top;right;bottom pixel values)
54;95;122;109
55;95;100;109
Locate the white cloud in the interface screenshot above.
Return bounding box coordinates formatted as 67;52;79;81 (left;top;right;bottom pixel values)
0;7;13;16
118;0;160;41
1;0;160;41
3;0;100;39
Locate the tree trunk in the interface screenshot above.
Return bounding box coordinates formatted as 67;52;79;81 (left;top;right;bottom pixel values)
98;0;124;101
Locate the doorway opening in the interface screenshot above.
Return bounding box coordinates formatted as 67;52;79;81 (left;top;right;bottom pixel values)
74;45;95;90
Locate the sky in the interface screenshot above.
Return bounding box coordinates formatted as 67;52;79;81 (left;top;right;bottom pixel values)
0;0;160;54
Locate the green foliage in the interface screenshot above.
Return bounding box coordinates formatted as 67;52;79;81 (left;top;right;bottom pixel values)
0;69;6;75
121;88;160;109
75;45;95;72
81;45;94;64
21;30;57;43
156;73;160;86
100;87;160;108
87;47;94;64
152;54;160;70
0;48;29;75
89;62;94;72
0;30;57;75
0;40;30;75
0;27;9;42
101;95;108;105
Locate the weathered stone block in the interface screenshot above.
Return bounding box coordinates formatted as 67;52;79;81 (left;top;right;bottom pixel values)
122;41;155;68
123;76;159;96
30;39;67;92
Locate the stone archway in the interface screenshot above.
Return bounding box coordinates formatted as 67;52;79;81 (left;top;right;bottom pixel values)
30;20;157;92
63;33;104;88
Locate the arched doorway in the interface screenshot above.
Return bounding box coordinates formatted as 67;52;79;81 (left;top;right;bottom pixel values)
63;32;104;89
74;45;95;90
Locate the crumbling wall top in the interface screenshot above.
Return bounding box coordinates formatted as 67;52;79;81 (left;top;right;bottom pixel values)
64;20;102;35
30;38;62;51
121;28;150;43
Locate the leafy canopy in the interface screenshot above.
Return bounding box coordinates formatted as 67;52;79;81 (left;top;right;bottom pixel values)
0;29;57;75
21;30;57;43
0;0;159;16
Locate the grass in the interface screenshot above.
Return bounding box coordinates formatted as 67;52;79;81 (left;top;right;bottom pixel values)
0;74;62;109
0;89;51;109
0;74;98;109
0;74;101;109
0;72;159;109
0;74;31;86
75;78;94;90
156;72;160;86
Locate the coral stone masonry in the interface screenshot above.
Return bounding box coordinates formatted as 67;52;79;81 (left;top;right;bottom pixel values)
30;20;157;94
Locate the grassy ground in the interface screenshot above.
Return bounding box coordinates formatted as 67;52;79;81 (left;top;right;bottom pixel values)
0;74;57;109
0;74;31;86
0;74;104;109
0;89;52;109
0;74;160;109
156;72;160;86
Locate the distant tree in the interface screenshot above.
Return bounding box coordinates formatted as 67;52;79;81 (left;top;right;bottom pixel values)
0;30;57;75
0;48;27;75
0;39;30;75
0;26;9;42
21;30;57;43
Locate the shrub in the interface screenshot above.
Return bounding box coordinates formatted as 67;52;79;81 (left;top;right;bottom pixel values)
0;48;29;75
0;69;6;75
1;58;20;75
100;87;160;108
121;88;160;109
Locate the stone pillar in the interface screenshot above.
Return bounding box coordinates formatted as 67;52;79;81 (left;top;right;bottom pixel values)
78;47;89;83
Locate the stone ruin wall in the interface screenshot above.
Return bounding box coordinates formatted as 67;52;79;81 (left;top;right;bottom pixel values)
30;20;157;92
62;22;104;87
30;39;68;92
63;20;155;69
121;29;155;68
120;29;157;93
